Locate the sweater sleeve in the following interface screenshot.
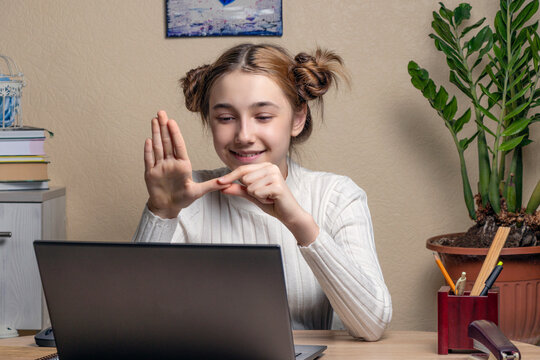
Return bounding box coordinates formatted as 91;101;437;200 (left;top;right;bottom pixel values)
299;177;392;341
131;204;184;243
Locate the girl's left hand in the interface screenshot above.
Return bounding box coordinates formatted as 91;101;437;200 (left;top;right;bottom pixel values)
217;162;319;246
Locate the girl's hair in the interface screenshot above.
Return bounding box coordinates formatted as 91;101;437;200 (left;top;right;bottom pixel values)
180;43;346;146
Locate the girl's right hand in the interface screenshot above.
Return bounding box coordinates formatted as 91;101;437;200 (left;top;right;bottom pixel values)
143;110;229;219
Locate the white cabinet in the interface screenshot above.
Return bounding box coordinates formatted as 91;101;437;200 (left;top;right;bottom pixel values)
0;187;65;330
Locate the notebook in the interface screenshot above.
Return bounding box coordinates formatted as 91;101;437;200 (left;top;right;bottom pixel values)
33;241;327;360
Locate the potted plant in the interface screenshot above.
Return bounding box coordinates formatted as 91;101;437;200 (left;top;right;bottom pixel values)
408;0;540;344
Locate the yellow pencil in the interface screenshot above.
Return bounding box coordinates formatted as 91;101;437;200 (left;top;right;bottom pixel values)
433;252;456;294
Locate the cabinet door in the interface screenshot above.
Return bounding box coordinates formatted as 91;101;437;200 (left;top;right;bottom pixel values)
0;202;42;329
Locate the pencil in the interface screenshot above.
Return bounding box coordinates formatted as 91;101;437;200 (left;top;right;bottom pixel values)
433;252;456;294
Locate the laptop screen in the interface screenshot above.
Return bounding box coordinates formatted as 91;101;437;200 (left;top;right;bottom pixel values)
34;241;300;360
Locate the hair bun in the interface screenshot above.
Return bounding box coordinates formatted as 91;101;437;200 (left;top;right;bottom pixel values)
293;49;343;101
180;64;211;112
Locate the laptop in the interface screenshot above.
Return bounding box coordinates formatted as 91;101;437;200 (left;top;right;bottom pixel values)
33;241;327;360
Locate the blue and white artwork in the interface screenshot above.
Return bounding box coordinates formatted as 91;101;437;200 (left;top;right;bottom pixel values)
166;0;282;37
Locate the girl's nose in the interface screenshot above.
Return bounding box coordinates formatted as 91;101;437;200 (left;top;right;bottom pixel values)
235;118;255;144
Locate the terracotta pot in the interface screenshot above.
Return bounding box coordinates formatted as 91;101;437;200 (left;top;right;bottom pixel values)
426;233;540;345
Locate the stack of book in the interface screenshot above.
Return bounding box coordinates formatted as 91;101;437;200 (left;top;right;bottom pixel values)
0;126;50;191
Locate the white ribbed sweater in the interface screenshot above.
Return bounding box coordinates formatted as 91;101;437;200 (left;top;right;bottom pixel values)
132;159;392;341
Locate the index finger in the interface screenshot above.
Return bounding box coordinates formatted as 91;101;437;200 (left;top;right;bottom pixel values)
167;118;189;160
217;163;269;184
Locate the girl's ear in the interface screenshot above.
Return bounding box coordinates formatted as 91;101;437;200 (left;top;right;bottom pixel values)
291;103;307;137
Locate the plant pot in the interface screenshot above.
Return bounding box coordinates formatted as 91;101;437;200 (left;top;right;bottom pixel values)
427;233;540;345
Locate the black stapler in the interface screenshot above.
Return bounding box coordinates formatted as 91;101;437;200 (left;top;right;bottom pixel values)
468;320;520;360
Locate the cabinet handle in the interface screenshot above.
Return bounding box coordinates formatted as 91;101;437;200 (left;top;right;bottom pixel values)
0;232;12;238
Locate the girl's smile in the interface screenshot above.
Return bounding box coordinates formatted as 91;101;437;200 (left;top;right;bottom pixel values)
229;149;266;163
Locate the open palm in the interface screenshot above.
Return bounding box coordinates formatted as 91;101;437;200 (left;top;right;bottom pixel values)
144;111;228;219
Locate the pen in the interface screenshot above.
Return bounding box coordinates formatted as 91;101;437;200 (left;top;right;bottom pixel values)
455;272;467;296
433;252;456;294
479;261;503;296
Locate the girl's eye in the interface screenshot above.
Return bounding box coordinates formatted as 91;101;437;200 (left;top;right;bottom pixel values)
256;115;273;122
217;116;234;123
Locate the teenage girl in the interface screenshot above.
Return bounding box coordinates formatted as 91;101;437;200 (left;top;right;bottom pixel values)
133;43;392;341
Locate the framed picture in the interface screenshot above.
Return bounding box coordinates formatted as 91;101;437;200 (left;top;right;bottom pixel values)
166;0;283;37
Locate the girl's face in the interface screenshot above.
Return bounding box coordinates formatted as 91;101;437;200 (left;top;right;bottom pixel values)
208;70;306;178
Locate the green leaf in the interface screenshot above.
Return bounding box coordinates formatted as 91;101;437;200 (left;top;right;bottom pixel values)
478;35;494;59
477;103;500;122
479;83;500;104
471;56;484;70
486;63;503;88
514;22;539;52
466;26;492;56
432;37;461;59
407;60;419;74
461;17;486;38
445;54;468;77
459;131;479;150
494;11;507;42
493;44;506;68
422;79;437;99
503;101;531;121
449;71;472;99
443;96;458;121
488;92;503;109
510;0;527;14
487;53;502;73
431;21;457;47
454;3;472;26
438;2;454;23
502;118;532;136
498;135;526;151
478;66;490;82
513;0;539;31
534;32;540;61
408;62;430;90
454;108;472;133
506;83;533;106
527;29;540;60
475;118;496;136
507;47;523;71
509;69;528;89
434;87;449;110
511;48;532;73
432;12;455;36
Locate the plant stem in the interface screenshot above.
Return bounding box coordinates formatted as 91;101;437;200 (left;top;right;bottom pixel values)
489;1;514;214
451;15;490;211
447;119;478;220
509;146;523;209
526;179;540;214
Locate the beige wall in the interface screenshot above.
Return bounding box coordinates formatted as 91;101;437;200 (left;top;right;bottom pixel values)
1;1;538;332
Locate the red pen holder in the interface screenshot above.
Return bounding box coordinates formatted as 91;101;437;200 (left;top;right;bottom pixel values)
437;286;499;354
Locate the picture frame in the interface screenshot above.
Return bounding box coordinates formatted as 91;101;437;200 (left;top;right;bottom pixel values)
166;0;283;37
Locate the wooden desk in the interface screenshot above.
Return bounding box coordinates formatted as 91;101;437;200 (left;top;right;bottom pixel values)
1;331;538;359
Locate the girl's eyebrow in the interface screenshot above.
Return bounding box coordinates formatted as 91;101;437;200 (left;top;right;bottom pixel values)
250;101;279;109
212;103;234;110
211;101;279;110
